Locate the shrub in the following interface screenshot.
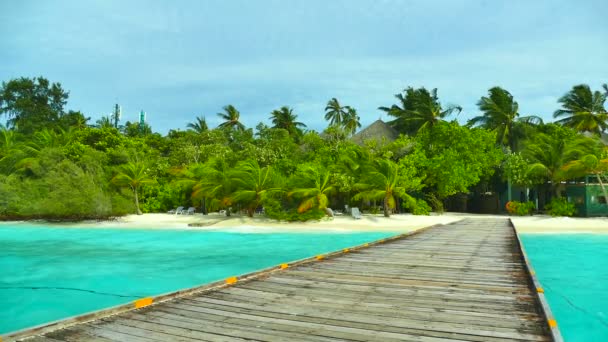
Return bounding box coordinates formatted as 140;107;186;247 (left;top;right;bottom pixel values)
425;194;444;213
404;199;432;215
545;198;576;217
263;198;326;222
368;206;380;215
505;201;535;216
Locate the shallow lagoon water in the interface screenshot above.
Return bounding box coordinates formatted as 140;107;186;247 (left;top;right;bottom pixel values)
521;234;608;341
0;224;395;333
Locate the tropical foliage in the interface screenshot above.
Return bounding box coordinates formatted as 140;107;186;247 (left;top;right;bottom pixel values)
1;76;607;220
554;84;608;135
380;87;461;135
468;87;542;151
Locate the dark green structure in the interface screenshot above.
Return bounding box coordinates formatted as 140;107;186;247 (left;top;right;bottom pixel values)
565;175;608;217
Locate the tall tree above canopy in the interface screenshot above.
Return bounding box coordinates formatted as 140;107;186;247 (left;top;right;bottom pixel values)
553;84;608;135
187;116;208;133
269;106;306;137
324;98;349;126
468;87;542;151
343;107;362;135
0;77;69;134
217;105;245;131
379;87;461;135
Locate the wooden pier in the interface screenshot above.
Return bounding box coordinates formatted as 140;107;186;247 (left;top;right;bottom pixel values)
5;218;561;341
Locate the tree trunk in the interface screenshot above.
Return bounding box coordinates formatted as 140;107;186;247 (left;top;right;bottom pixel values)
134;189;142;215
384;196;390;217
247;207;254;218
226;207;231;217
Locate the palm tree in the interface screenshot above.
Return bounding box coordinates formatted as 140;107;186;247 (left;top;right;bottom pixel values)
563;153;608;202
95;116;114;129
523;134;591;197
0;124;21;172
554;84;608;135
229;160;283;217
192;158;234;216
14;128;75;173
324;98;349;126
111;162;155;215
353;159;415;217
289;166;335;213
217;105;245;131
269;106;306;137
468;87;542;151
343;107;362;135
187;116;208;133
380;87;461;134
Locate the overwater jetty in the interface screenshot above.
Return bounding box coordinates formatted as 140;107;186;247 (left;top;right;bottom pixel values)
4;218;562;341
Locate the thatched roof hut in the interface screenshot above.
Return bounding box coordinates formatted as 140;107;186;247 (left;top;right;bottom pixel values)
350;119;399;146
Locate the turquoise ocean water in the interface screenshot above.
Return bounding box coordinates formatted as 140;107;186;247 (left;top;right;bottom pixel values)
0;224;395;334
521;234;608;341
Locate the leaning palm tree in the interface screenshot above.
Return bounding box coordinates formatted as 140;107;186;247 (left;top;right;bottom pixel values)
563;153;608;202
468;87;542;151
111;162;155;215
270;106;306;136
217;105;245;131
343;107;362;135
380;87;461;135
229;160;283;217
523;133;592;197
554;84;608;135
289;166;335;213
324;98;349;126
187;116;208;133
353;159;415;217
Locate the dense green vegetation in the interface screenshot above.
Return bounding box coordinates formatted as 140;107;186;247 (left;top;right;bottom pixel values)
0;77;607;220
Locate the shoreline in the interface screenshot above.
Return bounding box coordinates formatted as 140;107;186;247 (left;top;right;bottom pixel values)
2;212;608;234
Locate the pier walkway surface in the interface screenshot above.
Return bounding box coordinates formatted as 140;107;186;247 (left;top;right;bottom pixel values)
5;218;560;341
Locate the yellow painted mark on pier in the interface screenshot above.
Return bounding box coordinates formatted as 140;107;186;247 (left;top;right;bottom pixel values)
280;263;288;269
548;319;557;328
343;248;349;253
226;276;238;285
316;255;324;261
537;287;544;293
364;243;369;247
134;297;153;309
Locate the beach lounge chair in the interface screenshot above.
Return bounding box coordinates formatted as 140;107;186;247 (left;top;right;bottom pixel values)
168;206;184;215
167;207;184;215
186;207;196;215
325;207;335;218
351;207;362;220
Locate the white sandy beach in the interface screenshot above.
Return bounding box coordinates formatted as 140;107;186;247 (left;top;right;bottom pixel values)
36;212;608;234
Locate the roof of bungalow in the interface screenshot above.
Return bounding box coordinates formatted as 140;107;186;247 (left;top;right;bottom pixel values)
350;119;400;146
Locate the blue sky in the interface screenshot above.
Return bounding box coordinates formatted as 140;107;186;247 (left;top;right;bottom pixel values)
1;0;607;133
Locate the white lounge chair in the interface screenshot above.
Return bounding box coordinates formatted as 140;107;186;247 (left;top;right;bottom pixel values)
186;207;196;215
168;206;184;215
351;207;362;220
